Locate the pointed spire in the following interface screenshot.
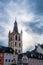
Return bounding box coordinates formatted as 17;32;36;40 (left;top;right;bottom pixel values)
13;20;18;33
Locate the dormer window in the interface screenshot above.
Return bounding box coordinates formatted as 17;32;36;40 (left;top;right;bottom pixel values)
31;54;33;57
39;56;40;58
41;56;42;59
10;49;12;52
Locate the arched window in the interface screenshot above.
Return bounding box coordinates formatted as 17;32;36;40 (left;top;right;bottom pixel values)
19;43;21;47
15;35;17;40
15;42;17;46
19;36;20;41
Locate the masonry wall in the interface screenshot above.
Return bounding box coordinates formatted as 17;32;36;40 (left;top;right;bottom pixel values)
4;53;14;65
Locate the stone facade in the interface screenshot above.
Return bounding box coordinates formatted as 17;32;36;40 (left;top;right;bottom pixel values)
17;44;43;65
8;20;22;55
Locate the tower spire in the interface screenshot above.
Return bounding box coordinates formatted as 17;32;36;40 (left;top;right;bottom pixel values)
13;20;18;33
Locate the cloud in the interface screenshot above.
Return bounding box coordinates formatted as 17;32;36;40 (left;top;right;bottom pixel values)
0;41;6;46
0;0;10;4
26;0;43;15
0;26;5;34
0;0;43;52
22;20;43;51
33;34;43;44
23;31;34;52
23;21;43;35
5;0;35;22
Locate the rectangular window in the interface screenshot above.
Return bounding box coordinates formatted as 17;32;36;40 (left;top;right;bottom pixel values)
5;59;7;62
19;50;20;53
19;43;21;47
0;59;2;62
12;60;13;62
9;59;10;62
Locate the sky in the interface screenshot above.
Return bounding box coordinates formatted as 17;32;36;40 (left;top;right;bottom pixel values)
0;0;43;52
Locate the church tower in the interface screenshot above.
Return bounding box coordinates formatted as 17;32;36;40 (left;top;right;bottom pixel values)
8;20;22;55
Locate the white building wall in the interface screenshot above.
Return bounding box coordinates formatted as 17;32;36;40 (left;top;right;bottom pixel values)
37;45;43;54
4;53;14;65
22;57;43;65
28;59;43;65
18;56;43;65
28;59;37;65
37;60;43;65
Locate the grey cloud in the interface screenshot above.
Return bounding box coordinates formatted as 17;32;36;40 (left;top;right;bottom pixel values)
23;21;43;35
26;0;43;15
0;41;7;46
0;0;10;4
0;26;5;34
13;0;43;15
0;6;9;23
13;0;23;3
0;0;43;16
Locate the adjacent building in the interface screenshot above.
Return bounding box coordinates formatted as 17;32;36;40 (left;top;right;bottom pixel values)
0;52;4;65
17;44;43;65
0;46;14;65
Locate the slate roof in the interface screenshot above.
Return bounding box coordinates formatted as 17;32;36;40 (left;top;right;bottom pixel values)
0;46;14;53
40;44;43;49
18;51;43;60
13;20;18;33
18;44;43;60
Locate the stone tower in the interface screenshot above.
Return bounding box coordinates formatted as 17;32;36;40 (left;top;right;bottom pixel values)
8;20;22;55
